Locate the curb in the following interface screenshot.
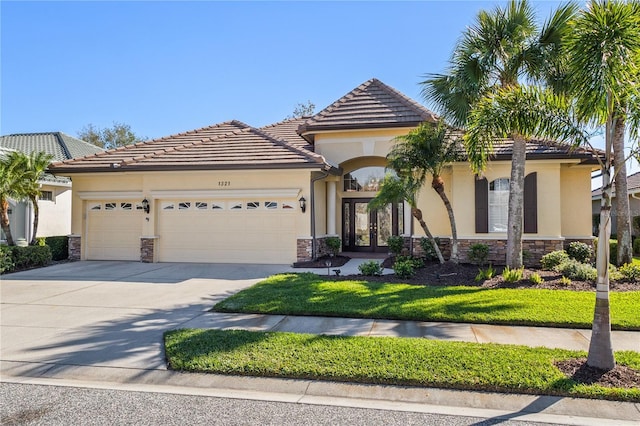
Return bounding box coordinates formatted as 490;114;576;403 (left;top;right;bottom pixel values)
2;361;639;425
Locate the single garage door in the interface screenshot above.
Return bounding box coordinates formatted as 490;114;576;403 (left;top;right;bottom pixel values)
86;201;143;260
157;199;297;263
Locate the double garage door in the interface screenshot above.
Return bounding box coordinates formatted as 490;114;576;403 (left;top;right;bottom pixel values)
86;198;298;263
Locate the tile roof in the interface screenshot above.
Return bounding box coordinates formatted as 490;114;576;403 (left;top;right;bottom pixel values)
297;78;438;138
480;138;601;163
592;171;640;198
0;132;103;162
49;121;328;173
260;118;313;151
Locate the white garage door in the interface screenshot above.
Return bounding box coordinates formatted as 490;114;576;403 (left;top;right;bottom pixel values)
157;199;297;264
86;201;143;261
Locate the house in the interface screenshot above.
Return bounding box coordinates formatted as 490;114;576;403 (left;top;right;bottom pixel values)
0;132;103;243
591;171;640;236
48;79;598;265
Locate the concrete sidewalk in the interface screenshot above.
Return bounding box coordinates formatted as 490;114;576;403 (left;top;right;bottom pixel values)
180;312;640;352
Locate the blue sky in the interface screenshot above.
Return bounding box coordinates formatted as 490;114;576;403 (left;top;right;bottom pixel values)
2;0;568;140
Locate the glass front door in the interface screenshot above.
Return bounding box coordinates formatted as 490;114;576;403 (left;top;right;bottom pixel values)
342;199;402;252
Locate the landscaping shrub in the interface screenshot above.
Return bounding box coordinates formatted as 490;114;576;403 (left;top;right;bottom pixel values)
618;263;640;282
0;246;14;274
529;272;543;285
395;255;423;269
387;236;405;257
45;236;69;261
393;258;415;279
634;238;640;256
559;276;572;286
468;243;489;266
419;237;440;261
540;250;569;270
555;259;597;282
324;236;341;257
2;245;52;272
358;260;384;276
566;241;593;264
502;266;524;283
475;265;495;281
594;238;618;265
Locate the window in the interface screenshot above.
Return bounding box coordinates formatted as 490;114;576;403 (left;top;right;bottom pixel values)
211;202;225;210
265;201;278;209
162;202;175;210
39;191;53;201
247;201;260;210
282;202;295;209
120;203;132;210
90;203;101;210
105;203;117;211
178;202;191;210
195;202;208;210
230;202;243;210
489;178;509;232
343;167;391;192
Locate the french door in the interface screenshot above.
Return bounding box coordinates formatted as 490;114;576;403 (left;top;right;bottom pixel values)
342;199;402;253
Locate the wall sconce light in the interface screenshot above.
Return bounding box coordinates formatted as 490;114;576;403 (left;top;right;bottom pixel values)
142;198;150;214
299;196;306;213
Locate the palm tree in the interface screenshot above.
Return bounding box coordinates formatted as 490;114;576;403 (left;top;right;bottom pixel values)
0;151;30;246
369;174;445;264
23;152;54;245
387;122;463;263
564;0;640;370
421;0;578;268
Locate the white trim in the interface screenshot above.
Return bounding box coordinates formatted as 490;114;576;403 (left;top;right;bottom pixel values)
150;188;301;199
78;191;144;200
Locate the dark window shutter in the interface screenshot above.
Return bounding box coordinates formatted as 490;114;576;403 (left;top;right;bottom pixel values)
475;177;488;233
524;172;538;233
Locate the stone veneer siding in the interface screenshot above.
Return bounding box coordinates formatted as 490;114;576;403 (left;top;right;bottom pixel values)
140;237;156;263
68;235;81;260
411;237;566;267
297;238;313;261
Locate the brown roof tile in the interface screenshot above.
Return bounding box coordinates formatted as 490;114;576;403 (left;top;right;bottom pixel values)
49;122;327;173
298;78;438;138
592;170;640;197
260;118;313;151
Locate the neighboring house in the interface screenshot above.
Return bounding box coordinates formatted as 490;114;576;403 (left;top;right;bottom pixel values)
0;132;103;243
591;171;640;236
48;79;599;265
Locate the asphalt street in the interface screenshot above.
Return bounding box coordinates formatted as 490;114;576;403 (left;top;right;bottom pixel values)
1;382;550;426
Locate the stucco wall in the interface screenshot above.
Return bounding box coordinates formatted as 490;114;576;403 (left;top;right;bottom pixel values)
37;185;72;237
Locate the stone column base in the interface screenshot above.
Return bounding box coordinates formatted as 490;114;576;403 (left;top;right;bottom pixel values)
297;238;313;262
140;237;158;263
68;235;81;260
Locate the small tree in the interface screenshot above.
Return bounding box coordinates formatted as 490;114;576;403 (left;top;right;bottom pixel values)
370;174;444;263
78;122;146;150
287;101;315;119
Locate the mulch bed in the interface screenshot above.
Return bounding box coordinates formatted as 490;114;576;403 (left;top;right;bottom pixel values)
292;255;351;269
555;358;640;390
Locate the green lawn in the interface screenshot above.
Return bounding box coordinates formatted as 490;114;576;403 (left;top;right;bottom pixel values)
165;329;640;402
213;273;640;330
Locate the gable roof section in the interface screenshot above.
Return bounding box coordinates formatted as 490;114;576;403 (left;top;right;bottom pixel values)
483;138;601;163
49;121;329;173
260;118;313;152
592;171;640;198
0;132;103;162
297;78;438;139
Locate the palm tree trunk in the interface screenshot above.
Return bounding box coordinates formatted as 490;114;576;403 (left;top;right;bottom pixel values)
29;195;40;246
613;115;632;266
412;207;444;264
588;119;615;371
506;135;526;268
0;197;15;246
432;176;458;263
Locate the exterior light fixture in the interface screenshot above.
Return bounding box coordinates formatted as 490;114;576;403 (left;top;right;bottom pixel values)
142;198;150;214
299;196;306;213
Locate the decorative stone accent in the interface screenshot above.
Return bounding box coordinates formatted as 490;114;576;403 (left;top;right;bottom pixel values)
140;237;156;263
297;238;313;262
410;237;564;267
68;235;81;260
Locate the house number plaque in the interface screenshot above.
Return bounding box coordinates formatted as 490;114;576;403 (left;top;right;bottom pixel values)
218;181;231;187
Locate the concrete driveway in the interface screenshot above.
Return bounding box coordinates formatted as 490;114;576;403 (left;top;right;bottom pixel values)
1;261;290;376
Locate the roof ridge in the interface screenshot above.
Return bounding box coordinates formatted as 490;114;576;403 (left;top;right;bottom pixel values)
250;127;325;164
53;132;73;160
259;117;305;130
307;79;375;123
370;79;438;122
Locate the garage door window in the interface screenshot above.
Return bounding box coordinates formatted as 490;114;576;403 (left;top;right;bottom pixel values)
283;202;295;210
120;203;132;210
90;203;101;210
247;201;260;209
162;202;175;210
195;202;208;210
212;202;225;210
178;202;191;210
230;202;242;210
265;201;277;209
